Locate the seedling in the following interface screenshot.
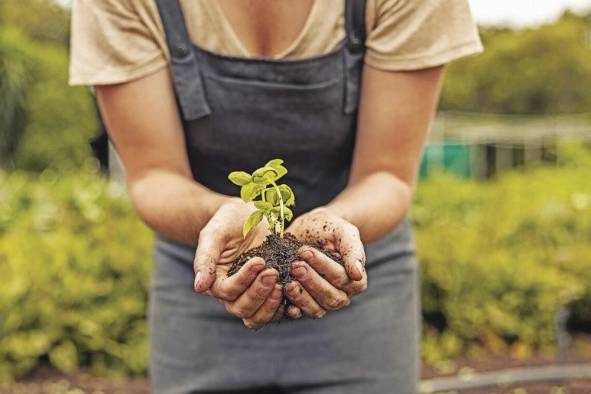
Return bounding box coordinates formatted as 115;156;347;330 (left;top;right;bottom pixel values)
228;159;295;238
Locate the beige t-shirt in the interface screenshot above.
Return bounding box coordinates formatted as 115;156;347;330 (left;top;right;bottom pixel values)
69;0;483;86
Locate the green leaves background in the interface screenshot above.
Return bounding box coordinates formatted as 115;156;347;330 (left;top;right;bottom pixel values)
1;143;591;380
0;169;152;382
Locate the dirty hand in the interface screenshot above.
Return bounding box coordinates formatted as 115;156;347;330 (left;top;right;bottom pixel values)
193;198;284;329
285;208;367;319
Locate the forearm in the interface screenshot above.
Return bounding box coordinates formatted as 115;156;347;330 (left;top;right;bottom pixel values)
324;66;444;243
128;170;231;244
324;171;412;243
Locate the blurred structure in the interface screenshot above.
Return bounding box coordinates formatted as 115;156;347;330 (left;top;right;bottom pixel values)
422;111;591;179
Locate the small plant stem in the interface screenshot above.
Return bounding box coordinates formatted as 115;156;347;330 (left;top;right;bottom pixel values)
270;180;285;237
261;190;274;232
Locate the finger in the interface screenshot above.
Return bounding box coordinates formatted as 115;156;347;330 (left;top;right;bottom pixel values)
272;304;286;322
344;272;368;297
291;261;350;311
226;269;278;319
243;284;283;329
335;222;365;281
299;247;368;297
209;257;265;301
299;246;349;289
285;281;327;319
286;305;302;320
193;228;225;292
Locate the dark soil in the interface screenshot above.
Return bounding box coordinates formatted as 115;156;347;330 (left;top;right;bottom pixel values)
227;233;344;286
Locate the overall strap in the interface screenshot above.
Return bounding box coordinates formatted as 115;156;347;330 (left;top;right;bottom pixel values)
154;0;211;121
343;0;367;114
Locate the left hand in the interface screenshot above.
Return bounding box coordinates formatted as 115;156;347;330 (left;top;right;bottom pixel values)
285;208;368;319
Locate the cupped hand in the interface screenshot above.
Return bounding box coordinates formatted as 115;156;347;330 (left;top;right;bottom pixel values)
285;208;368;318
193;198;285;329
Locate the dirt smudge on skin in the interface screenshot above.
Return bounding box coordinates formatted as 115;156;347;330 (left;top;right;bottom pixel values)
228;232;344;316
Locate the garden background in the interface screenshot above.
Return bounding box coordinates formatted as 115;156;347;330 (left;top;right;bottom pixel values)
1;0;591;392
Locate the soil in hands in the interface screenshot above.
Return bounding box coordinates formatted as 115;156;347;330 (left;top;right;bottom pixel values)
228;233;344;286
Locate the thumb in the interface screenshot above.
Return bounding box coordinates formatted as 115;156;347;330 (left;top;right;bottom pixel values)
193;229;223;293
337;222;366;281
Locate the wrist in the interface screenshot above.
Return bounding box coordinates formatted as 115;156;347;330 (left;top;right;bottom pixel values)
318;203;351;223
204;193;236;218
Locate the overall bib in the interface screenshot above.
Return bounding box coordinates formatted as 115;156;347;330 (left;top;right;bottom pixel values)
151;1;420;393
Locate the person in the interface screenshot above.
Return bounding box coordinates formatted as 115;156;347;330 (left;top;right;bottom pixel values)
70;0;482;392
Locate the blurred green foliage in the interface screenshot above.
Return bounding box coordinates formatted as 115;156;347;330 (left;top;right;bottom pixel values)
417;142;591;363
0;28;31;167
0;144;590;381
0;17;97;172
11;33;97;171
0;0;71;46
0;168;152;382
441;11;591;114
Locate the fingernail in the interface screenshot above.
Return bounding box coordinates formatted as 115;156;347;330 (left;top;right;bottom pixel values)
250;258;265;272
292;264;307;278
194;271;203;290
301;250;314;260
355;260;364;276
271;285;282;300
299;246;312;255
287;282;299;295
261;273;277;286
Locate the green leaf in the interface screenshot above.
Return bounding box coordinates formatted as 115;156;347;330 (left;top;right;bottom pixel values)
240;182;260;202
265;159;284;168
272;165;288;180
278;184;295;206
228;171;252;186
252;166;282;184
261;173;275;184
265;159;288;179
254;201;273;212
243;210;263;237
265;188;279;205
49;340;78;372
283;206;294;222
272;206;294;222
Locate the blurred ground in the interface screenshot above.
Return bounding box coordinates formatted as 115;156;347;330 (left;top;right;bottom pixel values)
1;367;590;394
1;335;590;394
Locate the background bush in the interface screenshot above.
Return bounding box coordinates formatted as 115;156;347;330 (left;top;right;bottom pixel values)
0;169;152;382
417;143;591;363
0;25;97;172
0;28;32;167
441;11;591;114
1;143;590;382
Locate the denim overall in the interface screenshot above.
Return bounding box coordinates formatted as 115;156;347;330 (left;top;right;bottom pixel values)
150;1;419;392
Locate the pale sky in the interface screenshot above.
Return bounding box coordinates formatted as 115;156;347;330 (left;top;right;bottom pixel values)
469;0;591;26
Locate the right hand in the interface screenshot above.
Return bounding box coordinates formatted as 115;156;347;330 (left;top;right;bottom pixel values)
193;198;290;329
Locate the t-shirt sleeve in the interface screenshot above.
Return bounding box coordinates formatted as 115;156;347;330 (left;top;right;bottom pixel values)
69;0;168;86
365;0;483;71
